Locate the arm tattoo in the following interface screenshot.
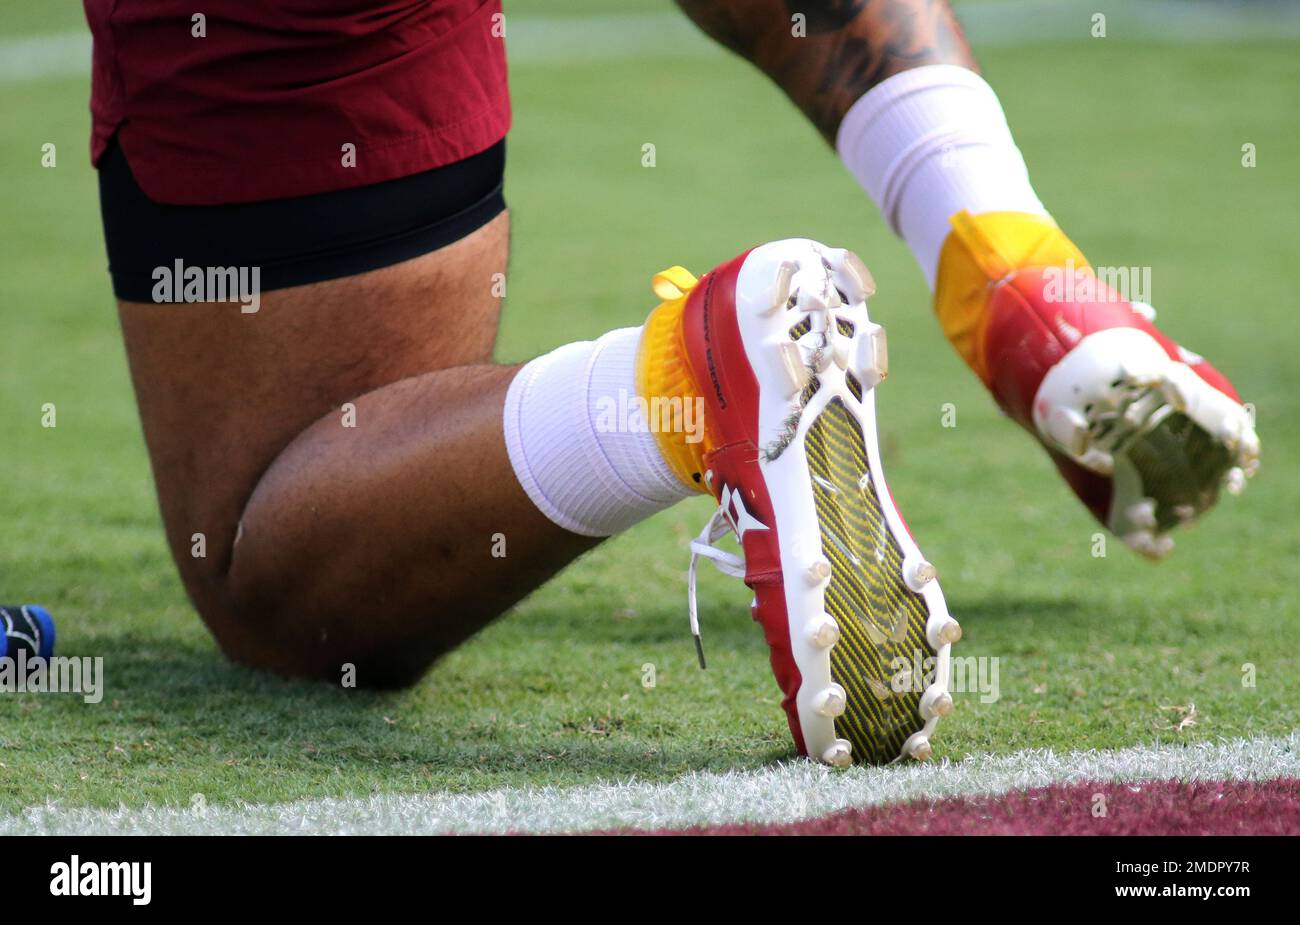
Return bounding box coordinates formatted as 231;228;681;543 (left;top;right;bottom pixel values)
674;0;977;143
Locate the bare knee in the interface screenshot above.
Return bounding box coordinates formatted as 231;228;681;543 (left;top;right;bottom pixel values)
183;562;446;690
204;600;444;690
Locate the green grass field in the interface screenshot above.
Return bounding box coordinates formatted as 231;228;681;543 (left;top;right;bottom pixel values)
1;2;1298;814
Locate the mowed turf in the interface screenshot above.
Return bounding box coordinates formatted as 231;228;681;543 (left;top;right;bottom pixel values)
1;6;1298;813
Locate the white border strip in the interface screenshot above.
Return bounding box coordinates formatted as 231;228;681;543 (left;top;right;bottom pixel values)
5;733;1296;835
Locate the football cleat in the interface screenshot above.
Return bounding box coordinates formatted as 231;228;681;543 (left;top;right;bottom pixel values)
640;240;959;765
935;211;1259;559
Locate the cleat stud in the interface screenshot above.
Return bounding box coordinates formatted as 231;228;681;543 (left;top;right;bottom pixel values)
871;325;889;380
1127;530;1173;560
822;739;853;767
907;736;933;762
930;617;962;648
778;342;811;395
853;323;888;390
841;251;877;298
1161;378;1189;413
1238;433;1261;474
920;686;954;720
1046;407;1091;458
1080;448;1114;476
813;684;847;718
770;260;797;313
1173;504;1197;523
1125;530;1154;556
903;556;937;592
807;614;840;648
806;557;832;584
1127;498;1158;530
1224;467;1246;495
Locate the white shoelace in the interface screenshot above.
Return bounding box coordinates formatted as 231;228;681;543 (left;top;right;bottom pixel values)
686;506;746;669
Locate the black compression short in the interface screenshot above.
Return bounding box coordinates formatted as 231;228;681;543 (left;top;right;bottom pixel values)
96;137;506;303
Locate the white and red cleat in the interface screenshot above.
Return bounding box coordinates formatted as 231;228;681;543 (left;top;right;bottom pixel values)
980;266;1260;559
645;241;959;765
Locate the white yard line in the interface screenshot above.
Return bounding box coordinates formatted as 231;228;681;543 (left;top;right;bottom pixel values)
4;1;1299;83
4;733;1297;835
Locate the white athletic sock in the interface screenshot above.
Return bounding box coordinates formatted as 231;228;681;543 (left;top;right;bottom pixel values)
503;326;694;537
836;64;1049;287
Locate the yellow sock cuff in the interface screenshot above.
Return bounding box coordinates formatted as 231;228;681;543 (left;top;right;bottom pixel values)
636;266;712;493
933;210;1090;383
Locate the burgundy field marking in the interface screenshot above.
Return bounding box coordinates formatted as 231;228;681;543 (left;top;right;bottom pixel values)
591;777;1300;836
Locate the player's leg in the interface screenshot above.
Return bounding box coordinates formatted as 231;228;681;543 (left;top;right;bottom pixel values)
120;225;711;689
117;208;577;685
676;0;1259;556
113;177;724;690
674;0;976;143
103;120;708;685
